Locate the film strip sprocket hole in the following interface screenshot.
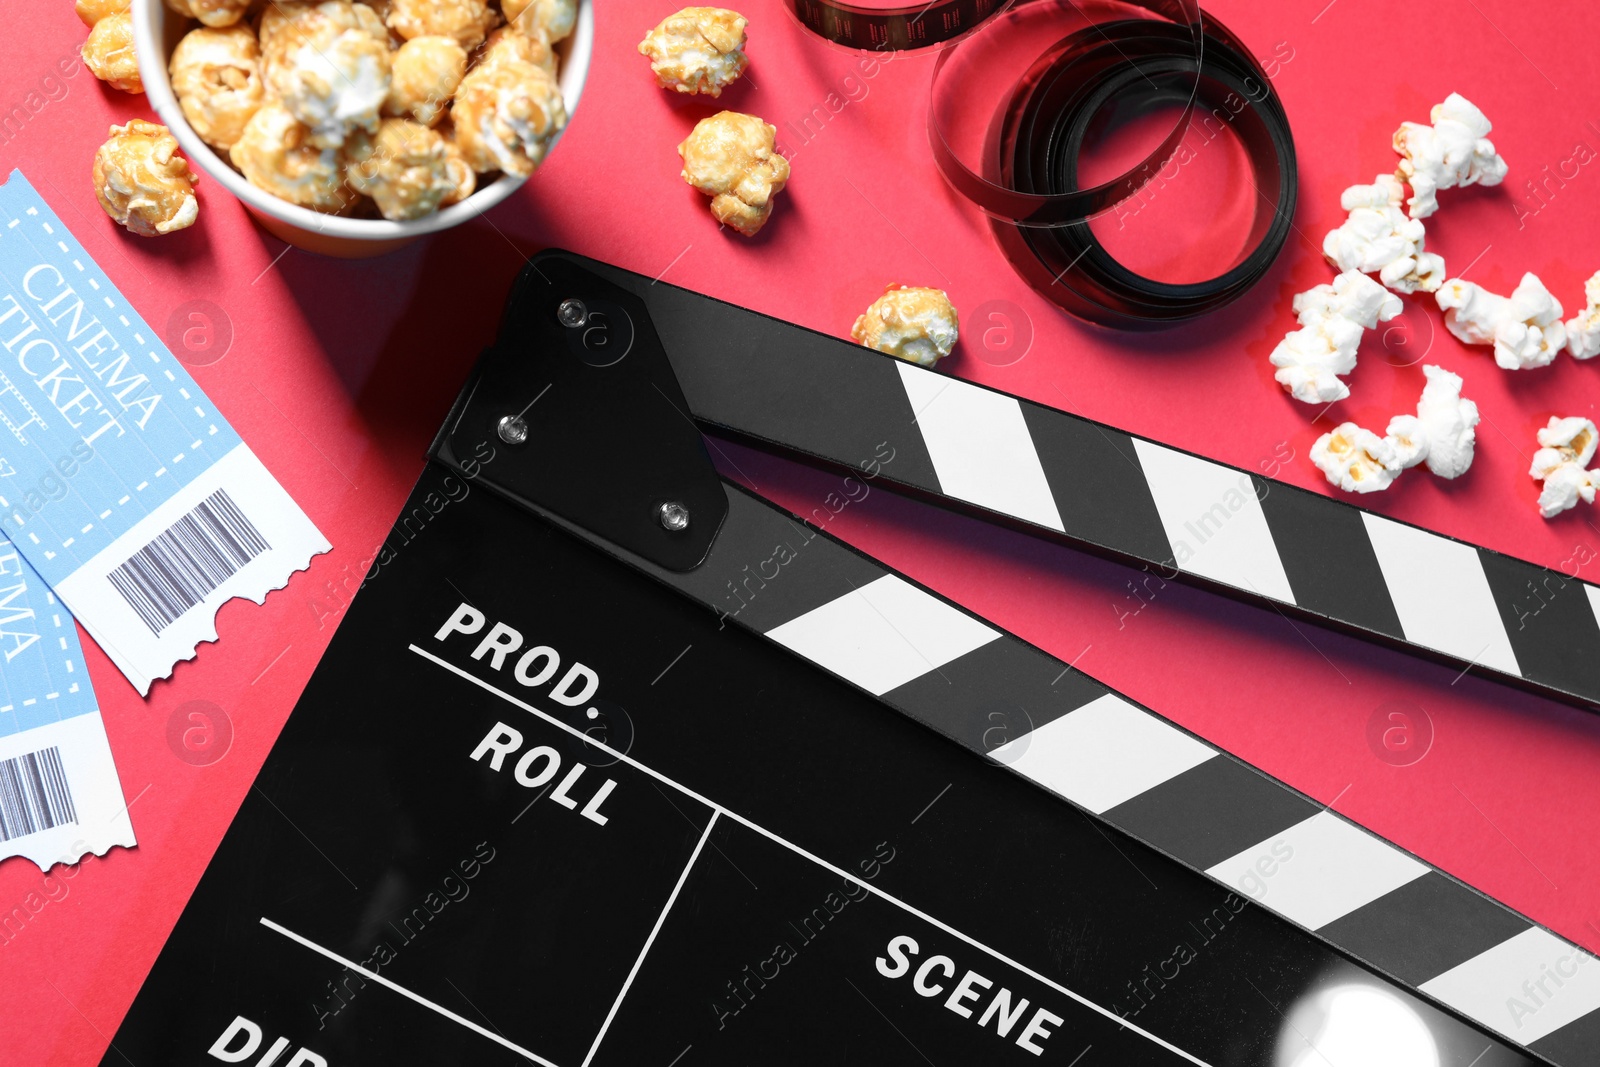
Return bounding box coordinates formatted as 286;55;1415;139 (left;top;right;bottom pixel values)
790;0;1002;50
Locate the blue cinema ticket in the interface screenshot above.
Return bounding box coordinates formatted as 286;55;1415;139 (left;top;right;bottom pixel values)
0;533;134;869
0;171;329;694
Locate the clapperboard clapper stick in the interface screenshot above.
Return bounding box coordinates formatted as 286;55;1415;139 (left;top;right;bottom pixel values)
507;254;1596;715
105;254;1596;1066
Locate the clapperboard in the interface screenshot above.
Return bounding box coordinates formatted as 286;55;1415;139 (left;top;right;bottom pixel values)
104;253;1600;1066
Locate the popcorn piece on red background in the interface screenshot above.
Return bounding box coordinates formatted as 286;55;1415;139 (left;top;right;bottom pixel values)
1393;93;1509;220
1311;423;1402;493
851;285;960;368
1308;365;1478;494
1408;363;1480;478
169;26;265;151
1270;270;1402;404
1383;414;1430;470
1322;174;1445;294
92;120;199;235
678;110;790;236
82;10;143;93
1565;271;1600;359
638;7;750;98
1436;273;1566;370
1536;463;1596;518
1529;417;1599;518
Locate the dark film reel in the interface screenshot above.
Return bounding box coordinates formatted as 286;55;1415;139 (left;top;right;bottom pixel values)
783;0;1298;329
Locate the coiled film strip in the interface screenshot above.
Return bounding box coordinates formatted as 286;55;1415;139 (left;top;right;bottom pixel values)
785;0;1298;328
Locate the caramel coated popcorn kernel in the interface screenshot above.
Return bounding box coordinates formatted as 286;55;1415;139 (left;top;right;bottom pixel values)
265;3;393;148
638;7;748;97
678;110;789;236
851;285;959;367
260;3;389;86
439;128;476;204
503;0;576;42
450;58;567;176
82;10;143;94
230;103;350;212
92;120;199;236
169;25;265;151
346;118;465;219
75;0;129;28
477;25;556;75
164;0;253;28
386;0;498;50
386;36;468;126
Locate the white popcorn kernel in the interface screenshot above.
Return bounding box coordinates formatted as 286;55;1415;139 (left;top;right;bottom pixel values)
1313;365;1481;494
1410;363;1480;478
1565;271;1600;359
1528;416;1600;518
1436;273;1567;370
1536;463;1598;518
851;285;959;368
1270;270;1403;404
1393;92;1509;219
1530;416;1599;479
1322;174;1445;294
1312;422;1402;494
1384;414;1430;470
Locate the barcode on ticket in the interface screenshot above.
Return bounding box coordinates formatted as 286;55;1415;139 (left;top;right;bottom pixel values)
108;489;271;636
0;746;77;843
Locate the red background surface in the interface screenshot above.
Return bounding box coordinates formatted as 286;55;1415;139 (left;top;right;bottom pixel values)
5;0;1600;1061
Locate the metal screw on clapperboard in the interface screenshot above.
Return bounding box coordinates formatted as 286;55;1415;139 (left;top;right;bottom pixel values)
497;298;693;536
497;298;592;445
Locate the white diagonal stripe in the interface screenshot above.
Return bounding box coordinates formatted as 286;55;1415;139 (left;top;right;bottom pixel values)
1420;927;1600;1044
896;363;1066;532
764;575;999;695
1129;440;1296;604
1205;811;1429;931
991;693;1216;813
1360;513;1521;677
1584;582;1600;641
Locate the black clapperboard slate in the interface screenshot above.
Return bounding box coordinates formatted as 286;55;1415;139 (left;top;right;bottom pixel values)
102;254;1574;1066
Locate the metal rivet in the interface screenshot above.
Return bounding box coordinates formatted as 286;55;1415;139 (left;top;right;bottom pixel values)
498;415;529;444
557;298;588;328
658;501;690;532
